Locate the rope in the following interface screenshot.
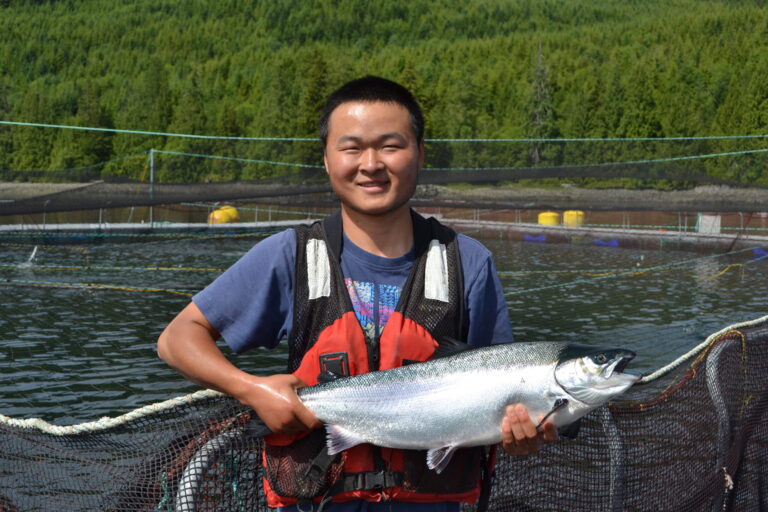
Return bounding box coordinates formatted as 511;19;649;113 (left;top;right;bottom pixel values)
0;264;227;273
0;389;222;435
181;202;331;218
696;263;744;281
424;146;768;172
2;119;767;142
152;149;324;169
0;231;278;241
0;120;314;141
639;314;768;383
9;146;768;175
1;244;89;254
503;246;761;296
0;152;149;174
0;279;196;297
427;134;768;142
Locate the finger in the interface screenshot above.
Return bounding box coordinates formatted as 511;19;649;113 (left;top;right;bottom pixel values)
506;405;539;455
501;410;515;445
507;406;529;446
501;415;525;456
294;401;322;430
501;408;523;454
514;404;538;439
541;421;558;442
518;405;544;453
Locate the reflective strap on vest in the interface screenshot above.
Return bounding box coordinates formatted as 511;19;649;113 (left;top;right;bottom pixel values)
424;240;449;302
306;238;331;300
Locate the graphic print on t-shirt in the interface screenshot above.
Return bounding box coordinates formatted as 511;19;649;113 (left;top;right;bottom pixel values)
345;278;401;339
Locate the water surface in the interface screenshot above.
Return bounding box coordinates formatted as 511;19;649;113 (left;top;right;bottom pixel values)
1;230;765;424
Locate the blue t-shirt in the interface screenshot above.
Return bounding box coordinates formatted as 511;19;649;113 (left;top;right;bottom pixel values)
192;224;513;512
193;227;513;353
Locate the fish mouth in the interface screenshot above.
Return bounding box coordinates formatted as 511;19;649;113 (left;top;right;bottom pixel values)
605;351;640;379
605;351;641;381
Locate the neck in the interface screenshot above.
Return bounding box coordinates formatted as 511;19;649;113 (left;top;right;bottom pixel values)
340;205;414;258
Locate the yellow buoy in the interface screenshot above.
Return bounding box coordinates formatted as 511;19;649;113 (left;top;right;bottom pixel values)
563;210;584;227
208;205;240;224
538;211;560;226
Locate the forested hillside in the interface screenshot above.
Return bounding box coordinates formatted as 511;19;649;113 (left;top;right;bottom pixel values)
1;0;767;186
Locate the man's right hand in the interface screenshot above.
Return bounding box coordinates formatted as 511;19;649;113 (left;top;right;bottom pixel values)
157;302;321;435
247;373;322;435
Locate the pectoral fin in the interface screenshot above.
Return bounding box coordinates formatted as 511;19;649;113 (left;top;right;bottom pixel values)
426;445;459;474
325;424;366;455
536;398;569;430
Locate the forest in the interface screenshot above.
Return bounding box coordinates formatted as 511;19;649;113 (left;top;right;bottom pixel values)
1;0;767;188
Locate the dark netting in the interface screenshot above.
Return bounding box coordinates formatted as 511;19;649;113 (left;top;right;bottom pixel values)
0;395;266;511
1;316;767;511
484;317;768;512
4;180;768;220
0;180;332;216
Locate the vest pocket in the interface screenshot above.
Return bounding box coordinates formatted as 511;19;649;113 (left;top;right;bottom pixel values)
264;429;343;499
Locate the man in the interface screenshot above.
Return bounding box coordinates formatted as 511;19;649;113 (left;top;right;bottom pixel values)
157;76;556;511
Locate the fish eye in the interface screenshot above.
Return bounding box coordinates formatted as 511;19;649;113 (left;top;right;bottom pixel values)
595;354;607;364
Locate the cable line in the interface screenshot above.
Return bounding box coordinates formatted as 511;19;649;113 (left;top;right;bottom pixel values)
3;119;768;143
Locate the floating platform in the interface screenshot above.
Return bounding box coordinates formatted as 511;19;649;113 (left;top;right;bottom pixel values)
0;220;310;244
0;218;766;254
442;218;768;253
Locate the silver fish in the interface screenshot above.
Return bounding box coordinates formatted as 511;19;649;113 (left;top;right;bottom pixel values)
297;342;640;473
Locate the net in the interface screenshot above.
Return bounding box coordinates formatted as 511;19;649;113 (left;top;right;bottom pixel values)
3;134;768;216
1;315;767;511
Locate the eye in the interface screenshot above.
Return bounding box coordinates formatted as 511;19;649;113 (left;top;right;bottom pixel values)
595;354;607;364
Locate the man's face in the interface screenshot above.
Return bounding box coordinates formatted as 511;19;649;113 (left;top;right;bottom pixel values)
323;101;423;218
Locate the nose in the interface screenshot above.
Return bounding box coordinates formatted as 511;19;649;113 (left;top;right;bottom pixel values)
359;148;382;172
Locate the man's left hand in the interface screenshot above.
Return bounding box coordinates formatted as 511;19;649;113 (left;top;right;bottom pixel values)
500;403;558;456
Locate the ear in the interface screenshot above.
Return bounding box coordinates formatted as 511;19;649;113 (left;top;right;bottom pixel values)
323;151;330;176
417;139;425;170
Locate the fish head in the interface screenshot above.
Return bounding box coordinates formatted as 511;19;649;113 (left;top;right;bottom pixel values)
554;344;641;406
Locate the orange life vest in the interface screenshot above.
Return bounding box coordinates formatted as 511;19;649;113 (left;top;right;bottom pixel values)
262;211;488;507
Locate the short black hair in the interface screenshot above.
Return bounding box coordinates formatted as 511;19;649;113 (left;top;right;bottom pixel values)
319;76;424;146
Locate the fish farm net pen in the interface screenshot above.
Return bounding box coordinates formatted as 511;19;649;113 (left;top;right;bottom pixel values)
0;223;767;511
0;315;767;511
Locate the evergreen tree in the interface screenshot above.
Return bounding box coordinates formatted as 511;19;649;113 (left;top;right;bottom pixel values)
0;82;12;172
1;0;767;187
526;42;560;166
10;87;55;172
49;81;114;174
108;58;172;179
161;83;209;182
